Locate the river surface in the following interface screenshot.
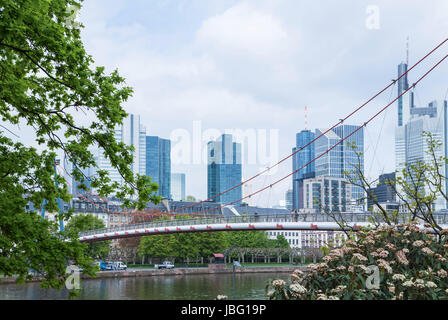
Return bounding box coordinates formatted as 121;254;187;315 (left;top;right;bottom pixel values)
0;272;291;300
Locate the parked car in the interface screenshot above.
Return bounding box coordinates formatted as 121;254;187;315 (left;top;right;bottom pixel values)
154;261;175;269
104;261;127;271
95;261;109;271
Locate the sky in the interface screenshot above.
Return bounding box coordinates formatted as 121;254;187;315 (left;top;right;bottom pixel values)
7;0;448;208
76;0;448;207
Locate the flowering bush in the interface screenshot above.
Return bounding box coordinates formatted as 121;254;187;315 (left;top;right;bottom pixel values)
266;223;448;300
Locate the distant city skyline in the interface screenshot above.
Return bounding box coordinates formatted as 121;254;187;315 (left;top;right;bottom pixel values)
3;1;447;207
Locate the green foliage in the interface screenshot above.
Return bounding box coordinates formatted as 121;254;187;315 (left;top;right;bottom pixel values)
224;231;274;248
65;214;110;259
266;224;448;300
138;232;227;261
272;234;290;248
0;0;160;292
138;229;290;261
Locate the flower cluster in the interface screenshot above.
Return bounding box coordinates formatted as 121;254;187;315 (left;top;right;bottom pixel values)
266;223;448;300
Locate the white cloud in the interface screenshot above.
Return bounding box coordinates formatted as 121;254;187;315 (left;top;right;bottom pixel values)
65;0;448;203
196;2;297;59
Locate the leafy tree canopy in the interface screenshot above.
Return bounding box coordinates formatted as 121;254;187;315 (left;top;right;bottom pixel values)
65;214;110;259
0;0;160;291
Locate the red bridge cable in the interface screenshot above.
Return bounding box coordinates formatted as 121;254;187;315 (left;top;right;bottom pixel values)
189;52;448;216
164;37;448;214
59;38;448;215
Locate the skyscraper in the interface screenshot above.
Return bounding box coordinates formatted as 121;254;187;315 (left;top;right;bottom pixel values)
146;136;171;199
90;114;146;189
292;130;315;210
301;176;351;213
314;124;364;205
171;173;186;201
64;158;94;196
207;134;242;205
367;173;396;210
397;62;409;127
333;124;364;202
285;189;293;210
395;99;448;210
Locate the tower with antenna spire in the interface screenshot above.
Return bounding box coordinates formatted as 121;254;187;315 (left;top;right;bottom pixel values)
397;37;410;127
395;37;448;210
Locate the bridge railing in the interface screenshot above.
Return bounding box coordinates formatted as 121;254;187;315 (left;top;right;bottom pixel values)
78;212;448;237
78;213;371;237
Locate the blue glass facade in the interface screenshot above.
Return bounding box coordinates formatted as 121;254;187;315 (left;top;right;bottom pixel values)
314;129;343;178
146;136;171;199
397;62;409;127
171;173;186;201
207;134;242;205
314;125;364;204
292;130;315;210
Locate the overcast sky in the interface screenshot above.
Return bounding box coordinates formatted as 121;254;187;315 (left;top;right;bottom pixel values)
74;0;448;207
8;0;447;208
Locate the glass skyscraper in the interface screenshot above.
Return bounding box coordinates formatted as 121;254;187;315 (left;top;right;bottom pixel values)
89;114;146;190
285;189;293;210
146;136;171;199
397;62;409;127
292;130;315;210
333;124;364;202
301;176;350;213
207;134;242;205
395;99;448;210
314;124;364;205
171;173;186;201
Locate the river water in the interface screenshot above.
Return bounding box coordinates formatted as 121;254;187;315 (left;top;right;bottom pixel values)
0;272;291;300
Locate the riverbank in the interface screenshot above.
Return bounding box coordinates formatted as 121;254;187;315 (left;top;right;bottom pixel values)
0;264;308;284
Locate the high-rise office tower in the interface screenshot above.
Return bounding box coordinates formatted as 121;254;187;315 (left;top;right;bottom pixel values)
395;99;448;210
292;130;315;210
91;114;146;189
367;172;396;210
333;125;364;203
171;173;186;201
207;134;242;205
146;136;171;199
301;176;351;213
285;189;293;210
64;157;94;196
397;62;410;127
314;124;364;205
243;182;254;206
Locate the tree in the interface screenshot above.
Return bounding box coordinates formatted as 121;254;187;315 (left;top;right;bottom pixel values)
266;133;448;300
272;234;290;248
341;135;446;235
65;214;110;259
0;0;160;292
186;195;197;202
266;223;448;300
224;231;272;248
117;209;161;262
138;231;227;263
138;234;180;262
